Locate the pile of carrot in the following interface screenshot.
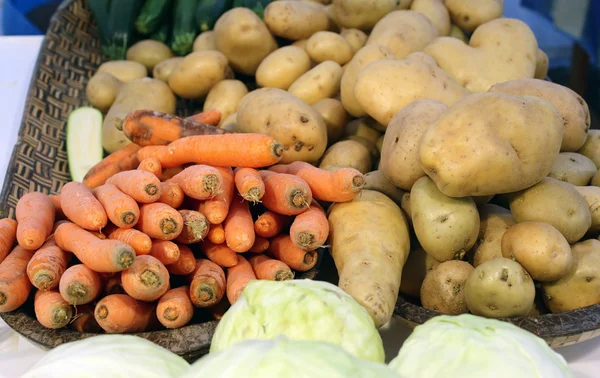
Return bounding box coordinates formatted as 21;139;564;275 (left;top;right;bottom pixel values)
0;110;366;334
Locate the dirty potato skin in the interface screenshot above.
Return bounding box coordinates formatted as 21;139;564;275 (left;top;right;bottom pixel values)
574;186;600;235
577;130;600;168
399;246;441;298
319;140;372;174
420;260;474;314
548;153;597;186
469;204;516;268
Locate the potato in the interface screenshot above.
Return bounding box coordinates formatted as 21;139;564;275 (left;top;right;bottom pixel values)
509;177;592;244
535;48;549;79
331;0;412;30
424;18;537;93
410;0;450;36
343;119;381;144
490;79;591;152
354;59;469;126
574;186;600;235
593;171;600;187
448;23;468;42
548;153;597;185
421;260;474;314
152;57;183;83
502;222;574;282
404;51;437;66
193;31;216;51
445;0;504;32
126;40;174;72
401;192;412;224
363;170;405;206
97;60;147;83
288;61;343;105
86;72;122;113
340;28;367;53
319;140;372;174
366;10;438;60
541;239;600;313
340;45;395;118
345;136;379;160
291;39;308;51
399;247;441;298
419;92;564;197
411;176;480;262
473;195;494;206
306;31;353;65
221;112;239;132
264;0;329;40
312;98;348;143
328;189;411;327
577;130;600;168
102;78;176;153
464;258;535;318
380;99;448;191
376;135;384;154
237;88;328;163
168;51;230;99
255;46;311;90
203;80;249;127
214;8;278;75
469;204;516;268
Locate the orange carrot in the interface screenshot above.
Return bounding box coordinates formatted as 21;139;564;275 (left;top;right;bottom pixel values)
59;182;108;231
171;165;223;200
249;237;270;253
259;171;312;215
105;226;152;256
54;222;135;273
106;170;162;203
290;200;329;250
0;246;35;312
203;167;234;224
83;143;141;189
90;231;108;240
149;240;181;265
16;192;55;250
267;235;318;272
104;273;125;295
34;290;73;329
270;162;365;202
226;255;256;304
59;264;102;305
166;244;196;275
27;240;71;291
187;109;221;126
157;286;194;329
95;294;157;333
254;211;292;238
158;182;185;209
159;166;185;181
70;304;103;333
122;255;170;302
93;184;140;229
201;240;238;268
207;224;225;244
176;210;210;244
137;134;284;169
49;195;65;218
209;297;230;320
137;203;183;240
223;195;255;253
234;168;265;203
188;259;226;307
249;254;294;281
137;157;163;177
0;218;17;263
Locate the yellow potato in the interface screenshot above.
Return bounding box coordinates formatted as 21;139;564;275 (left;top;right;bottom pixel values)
363;170;405;206
264;0;329;40
376;135;384;154
574;186;600;235
319;140;372;174
168;51;230;99
126;40;174;72
593;171;600;187
445;0;504;32
548;153;597;185
331;0;412;30
469;204;516;268
401;192;412;226
577;130;600;168
86;72;122;113
256;46;311;90
291;39;308;50
343;119;381;144
419;93;564;197
97;60;147;83
340;28;367;53
404;51;437;66
193;31;216;51
399;246;441;298
473;195;494;206
420;260;474;314
288;61;342;105
312;98;349;143
410;0;450;36
424;18;537;93
203;80;249;127
448;23;468;42
306;32;353;65
220;112;239;132
345;136;379;160
152;57;183;83
535;48;549;79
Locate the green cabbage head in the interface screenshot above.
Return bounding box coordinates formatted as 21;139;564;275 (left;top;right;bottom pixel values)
389;314;573;378
210;279;385;362
185;336;398;378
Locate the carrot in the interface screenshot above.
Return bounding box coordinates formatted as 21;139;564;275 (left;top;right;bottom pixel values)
249;254;294;281
207;224;225;244
34;290;73;329
159;166;184;181
122;255;170;302
83;143;141;189
149;240;180;265
209;297;230;320
0;246;35;312
105;226;152;256
59;264;102;305
0;218;17;263
290;200;329;250
54;222;135;273
187;109;221;126
49;195;65;218
156;286;194;329
176;210;210;244
158;182;185;209
27;240;71;291
119;110;227;147
249;237;270;253
166;244;196;275
270;162;365;202
16;192;55;250
259;171;312;215
106;170;162;204
234;168;265;203
59;182;108;231
267;235;318;272
171;165;223;200
201;240;238;268
93;184;140;229
70;304;103;333
203;167;234;224
223;194;255;253
105;273;125;295
188;259;226;307
137;203;183;240
95;294;157;333
137;134;284;169
226;255;256;304
91;231;108;240
137;157;163;177
254;211;292;238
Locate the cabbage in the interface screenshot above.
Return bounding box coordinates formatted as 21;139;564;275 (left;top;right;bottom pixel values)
389;314;573;378
184;336;398;378
210;279;385;362
21;335;189;378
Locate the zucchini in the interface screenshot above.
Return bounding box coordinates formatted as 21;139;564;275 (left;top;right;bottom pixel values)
150;21;171;44
135;0;173;35
67;107;104;183
104;0;144;60
195;0;232;32
232;0;271;19
171;0;200;56
87;0;112;45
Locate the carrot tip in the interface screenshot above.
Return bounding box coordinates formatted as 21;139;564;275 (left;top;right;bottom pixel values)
96;305;108;319
145;183;159;196
122;211;137;225
296;232;315;248
140;270;161;288
275;270;294;281
160;218;179;235
163;307;180;321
